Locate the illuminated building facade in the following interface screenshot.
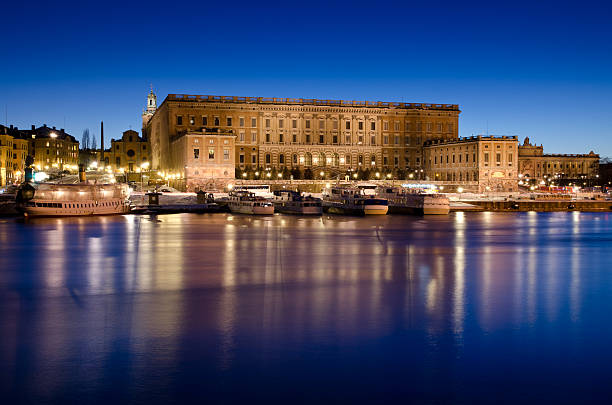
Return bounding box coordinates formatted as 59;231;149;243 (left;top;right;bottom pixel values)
102;130;150;173
424;136;519;192
144;93;460;178
518;137;599;183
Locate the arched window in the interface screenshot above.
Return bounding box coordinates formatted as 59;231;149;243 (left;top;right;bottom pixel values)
279;154;285;164
265;153;271;165
371;155;376;166
292;154;298;166
358;155;363;166
320;153;326;167
333;153;339;167
304;152;312;166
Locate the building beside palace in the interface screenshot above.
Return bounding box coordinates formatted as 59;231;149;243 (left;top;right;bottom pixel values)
1;124;77;185
518;137;599;182
143;93;461;179
424;136;519;192
101;129;150;173
168;127;236;191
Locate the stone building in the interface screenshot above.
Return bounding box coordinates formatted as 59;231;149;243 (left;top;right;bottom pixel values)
102;129;150;173
21;125;79;172
423;136;519;192
1;124;51;185
518;137;599;182
168;128;236;191
143;93;460;178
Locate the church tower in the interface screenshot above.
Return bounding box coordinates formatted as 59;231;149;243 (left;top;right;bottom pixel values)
141;86;157;138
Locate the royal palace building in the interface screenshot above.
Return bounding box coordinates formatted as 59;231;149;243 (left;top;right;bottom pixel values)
143;92;461;180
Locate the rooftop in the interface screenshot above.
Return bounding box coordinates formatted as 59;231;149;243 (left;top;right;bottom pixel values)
163;94;460;111
424;135;518;146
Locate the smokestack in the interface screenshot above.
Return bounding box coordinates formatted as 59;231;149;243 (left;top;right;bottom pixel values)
100;121;104;162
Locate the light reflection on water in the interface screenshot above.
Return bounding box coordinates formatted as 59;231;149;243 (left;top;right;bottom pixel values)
1;212;612;402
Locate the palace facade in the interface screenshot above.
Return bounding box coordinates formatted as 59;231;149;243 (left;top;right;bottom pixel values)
424;136;519;192
143;93;461;178
518;137;599;182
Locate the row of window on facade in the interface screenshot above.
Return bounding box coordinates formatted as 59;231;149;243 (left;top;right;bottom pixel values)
193;148;231;161
235;132;449;147
176;115;453;133
432;152;514;166
236;152;419;168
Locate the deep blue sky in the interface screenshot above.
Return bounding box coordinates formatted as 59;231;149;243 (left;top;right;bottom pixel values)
1;0;611;156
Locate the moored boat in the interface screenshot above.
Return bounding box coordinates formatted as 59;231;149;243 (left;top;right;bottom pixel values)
16;182;131;217
376;186;450;215
322;185;388;215
227;190;274;215
273;190;322;215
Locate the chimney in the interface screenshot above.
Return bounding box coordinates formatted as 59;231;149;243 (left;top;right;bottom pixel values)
31;125;35;130
60;128;64;133
10;125;13;130
100;121;104;161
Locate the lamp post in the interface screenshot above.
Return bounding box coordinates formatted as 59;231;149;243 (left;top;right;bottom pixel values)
140;162;150;191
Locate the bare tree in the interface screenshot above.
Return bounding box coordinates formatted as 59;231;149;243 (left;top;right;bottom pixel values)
81;129;90;150
91;136;97;150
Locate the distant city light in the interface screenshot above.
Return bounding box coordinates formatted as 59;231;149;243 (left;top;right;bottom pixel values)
34;172;49;182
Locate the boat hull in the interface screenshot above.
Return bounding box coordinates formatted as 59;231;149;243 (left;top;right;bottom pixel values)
229;204;274;215
388;205;450;215
22;200;130;217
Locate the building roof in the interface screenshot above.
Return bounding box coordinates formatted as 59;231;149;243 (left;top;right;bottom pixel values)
424;135;518;147
161;94;460;112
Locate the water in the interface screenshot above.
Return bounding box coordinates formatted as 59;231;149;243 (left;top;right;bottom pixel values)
1;212;612;403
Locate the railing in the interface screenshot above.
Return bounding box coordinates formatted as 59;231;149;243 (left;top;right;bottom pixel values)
165;94;459;110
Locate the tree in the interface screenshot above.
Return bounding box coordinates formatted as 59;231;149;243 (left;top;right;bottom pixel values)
81;129;90;150
91;136;97;150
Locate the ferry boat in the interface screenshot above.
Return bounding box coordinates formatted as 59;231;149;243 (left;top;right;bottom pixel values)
273;190;322;215
322;185;388;215
16;182;131;217
376;186;450;215
232;184;274;198
227;190;274;215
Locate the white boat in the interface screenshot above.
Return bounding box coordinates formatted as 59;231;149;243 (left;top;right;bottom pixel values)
376;186;450;215
17;182;131;217
232;184;274;198
227;190;274;215
322;185;388;215
273;191;322;215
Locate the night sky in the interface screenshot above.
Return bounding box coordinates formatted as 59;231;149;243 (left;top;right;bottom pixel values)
1;0;611;156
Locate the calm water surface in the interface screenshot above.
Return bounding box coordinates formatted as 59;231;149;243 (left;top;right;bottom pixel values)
1;212;612;403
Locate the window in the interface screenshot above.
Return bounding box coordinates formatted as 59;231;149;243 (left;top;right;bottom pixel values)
176;116;183;125
292;154;298;165
292;134;297;143
427;123;432;131
319;134;324;144
436;123;442;132
370;135;376;145
508;154;513;162
194;148;200;159
346;121;350;130
496;153;501;164
224;149;230;160
333;135;338;144
345;155;351;165
319;120;324;129
383;121;389;131
345;135;351;144
265;119;271;128
239;117;244;127
394;122;400;131
251;132;257;143
265;133;270;143
358;122;364;130
227;117;232;126
305;120;311;129
292;119;297;129
116;157;121;165
306;134;311;143
405;122;411;131
279;154;285;164
239;132;245;142
214;117;220;126
208;149;215;159
279;133;284;143
484;153;489;163
370;122;375;131
447;124;453;132
394;135;399;145
305;153;312;166
252;155;257;164
251;118;257;127
333;120;338;130
239;154;244;164
279;119;284;129
383;135;389;145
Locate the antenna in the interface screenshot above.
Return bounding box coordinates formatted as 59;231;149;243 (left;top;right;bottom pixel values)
4;104;7;126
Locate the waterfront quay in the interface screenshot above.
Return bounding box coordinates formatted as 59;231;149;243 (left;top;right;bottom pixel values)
2;212;612;403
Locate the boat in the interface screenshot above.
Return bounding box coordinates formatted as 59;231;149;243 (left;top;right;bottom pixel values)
16;182;131;217
232;184;274;198
322;185;388;215
376;186;450;215
0;185;19;216
227;190;274;215
273;190;322;215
